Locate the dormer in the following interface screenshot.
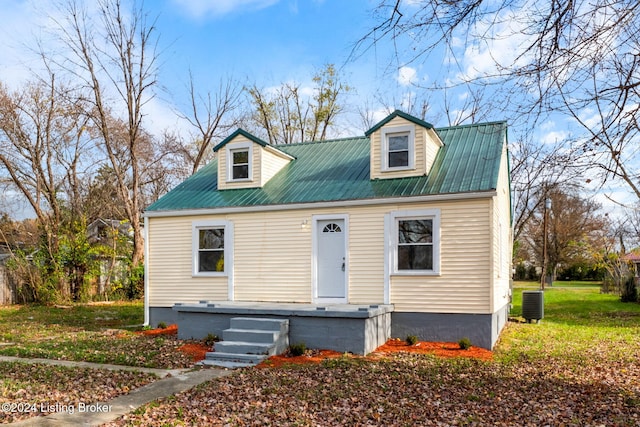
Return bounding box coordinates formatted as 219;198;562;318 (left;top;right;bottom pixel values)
213;129;294;190
365;110;443;180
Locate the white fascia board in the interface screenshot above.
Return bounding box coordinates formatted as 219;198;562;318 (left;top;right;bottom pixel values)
264;144;295;160
143;191;497;218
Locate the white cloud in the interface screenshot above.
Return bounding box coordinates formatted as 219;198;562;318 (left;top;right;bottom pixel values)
455;9;532;82
171;0;280;18
397;66;417;86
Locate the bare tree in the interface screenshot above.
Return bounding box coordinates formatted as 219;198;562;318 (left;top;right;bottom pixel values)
358;0;640;204
521;187;606;280
179;73;243;173
0;75;92;297
246;64;351;144
50;0;160;267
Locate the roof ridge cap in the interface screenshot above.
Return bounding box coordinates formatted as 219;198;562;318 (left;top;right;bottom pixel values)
436;120;507;131
274;136;368;147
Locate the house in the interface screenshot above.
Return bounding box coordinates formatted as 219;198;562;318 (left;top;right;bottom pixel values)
624;251;640;285
143;110;512;357
87;219;133;296
0;253;14;304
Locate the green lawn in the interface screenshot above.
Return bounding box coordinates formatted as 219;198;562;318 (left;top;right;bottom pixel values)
499;281;640;364
0;302;197;369
2;286;640;425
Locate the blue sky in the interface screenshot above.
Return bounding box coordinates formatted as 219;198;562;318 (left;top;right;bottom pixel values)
0;0;636;216
154;0;383;120
0;0;431;136
1;0;527;137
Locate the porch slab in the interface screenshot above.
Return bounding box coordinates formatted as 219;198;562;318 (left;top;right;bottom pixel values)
170;302;394;355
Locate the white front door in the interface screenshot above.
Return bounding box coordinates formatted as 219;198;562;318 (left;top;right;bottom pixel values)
316;218;346;301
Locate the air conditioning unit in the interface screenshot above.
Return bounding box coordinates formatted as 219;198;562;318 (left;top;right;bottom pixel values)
522;290;544;323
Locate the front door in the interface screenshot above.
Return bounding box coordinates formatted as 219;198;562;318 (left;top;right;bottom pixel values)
316;218;346;300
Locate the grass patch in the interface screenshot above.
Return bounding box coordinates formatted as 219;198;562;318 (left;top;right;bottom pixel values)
0;302;196;369
501;281;640;364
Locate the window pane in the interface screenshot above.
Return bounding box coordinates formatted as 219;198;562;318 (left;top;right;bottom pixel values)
199;250;224;272
399;220;432;244
233;150;248;164
233;165;249;179
398;245;433;270
199;229;224;249
388;151;408;167
388;134;408;151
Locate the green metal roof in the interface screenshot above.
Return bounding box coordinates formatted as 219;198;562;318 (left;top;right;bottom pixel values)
146;121;507;213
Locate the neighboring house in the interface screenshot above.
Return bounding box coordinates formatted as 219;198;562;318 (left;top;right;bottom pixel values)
625;251;640;285
87;219;133;295
0;253;14;304
144;110;512;354
87;219;133;244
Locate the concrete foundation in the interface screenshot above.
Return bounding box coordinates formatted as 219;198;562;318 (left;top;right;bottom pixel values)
162;302;393;355
391;302;510;350
149;301;509;353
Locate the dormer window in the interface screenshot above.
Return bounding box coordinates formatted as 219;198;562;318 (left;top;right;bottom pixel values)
231;149;249;179
381;125;415;171
226;142;252;182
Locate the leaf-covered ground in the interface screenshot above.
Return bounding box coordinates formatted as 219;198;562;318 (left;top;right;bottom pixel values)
107;347;640;426
2;289;640;425
0;362;157;424
0;329;202;369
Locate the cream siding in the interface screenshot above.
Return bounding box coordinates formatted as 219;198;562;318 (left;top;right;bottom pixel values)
148;197;496;314
216;135;262;190
147;216;228;307
370;117;426;180
216;136;291;190
424;128;443;173
260;146;292;186
389;199;492;313
369;116;442;180
232;211;311;302
491;144;512;311
347;207;386;303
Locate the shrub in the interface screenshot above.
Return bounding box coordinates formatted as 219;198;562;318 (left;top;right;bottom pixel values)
203;333;219;347
458;337;472;350
288;343;307;356
405;335;418;345
156;321;167;329
621;276;638;303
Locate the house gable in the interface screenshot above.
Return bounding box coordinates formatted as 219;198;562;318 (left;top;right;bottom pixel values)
365;110;443;180
213;129;293;190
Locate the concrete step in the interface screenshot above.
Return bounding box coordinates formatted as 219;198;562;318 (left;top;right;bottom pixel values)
205;317;290;368
230;317;289;332
214;340;274;355
223;328;277;344
201;351;267;368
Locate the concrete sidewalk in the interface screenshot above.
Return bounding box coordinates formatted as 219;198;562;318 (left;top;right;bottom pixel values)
3;356;232;426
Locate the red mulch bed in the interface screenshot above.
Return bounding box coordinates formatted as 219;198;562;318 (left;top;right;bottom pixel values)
256;350;345;368
257;338;492;368
136;324;211;361
371;338;493;361
138;325;492;366
136;324;178;336
178;343;211;361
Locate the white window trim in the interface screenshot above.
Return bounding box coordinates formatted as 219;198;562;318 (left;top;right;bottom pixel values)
381;125;415;171
386;209;441;278
226;142;253;182
192;220;234;282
